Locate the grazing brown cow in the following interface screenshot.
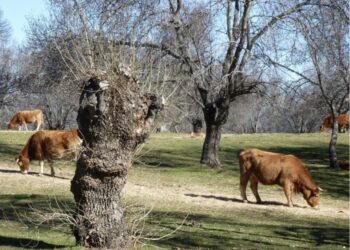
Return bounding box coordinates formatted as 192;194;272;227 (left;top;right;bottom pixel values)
239;148;321;208
16;129;82;176
320;114;349;133
7;109;43;131
337;160;349;170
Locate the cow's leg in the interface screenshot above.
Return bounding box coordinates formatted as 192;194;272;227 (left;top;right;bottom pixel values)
39;161;44;176
49;161;55;177
240;171;250;203
72;151;78;161
283;181;293;207
23;122;28;131
35;121;41;131
250;175;262;204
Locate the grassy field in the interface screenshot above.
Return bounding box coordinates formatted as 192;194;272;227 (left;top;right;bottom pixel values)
0;132;348;249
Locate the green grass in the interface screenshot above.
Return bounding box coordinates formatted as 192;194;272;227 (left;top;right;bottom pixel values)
0;131;348;249
139;209;348;249
135;133;349;200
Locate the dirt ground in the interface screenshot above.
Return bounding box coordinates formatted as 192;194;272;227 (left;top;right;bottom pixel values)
0;165;348;221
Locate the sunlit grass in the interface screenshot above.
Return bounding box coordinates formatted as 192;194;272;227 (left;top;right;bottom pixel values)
0;131;348;249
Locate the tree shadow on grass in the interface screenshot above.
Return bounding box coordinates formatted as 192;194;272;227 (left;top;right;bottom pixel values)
267;145;349;163
0;194;74;223
0;194;75;249
0;168;70;180
276;226;349;248
146;210;349;249
0;144;22;159
0;236;68;249
222;144;349;165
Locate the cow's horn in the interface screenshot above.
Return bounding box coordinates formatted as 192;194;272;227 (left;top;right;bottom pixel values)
318;186;324;192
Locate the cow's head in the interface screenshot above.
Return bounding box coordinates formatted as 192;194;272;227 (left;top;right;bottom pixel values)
7;123;14;130
16;155;30;174
303;187;322;208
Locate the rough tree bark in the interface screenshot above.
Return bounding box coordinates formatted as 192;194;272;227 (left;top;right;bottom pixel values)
71;68;163;248
199;88;229;168
201;122;222;167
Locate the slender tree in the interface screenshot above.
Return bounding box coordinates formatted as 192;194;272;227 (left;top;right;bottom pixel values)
269;1;349;167
0;9;12;108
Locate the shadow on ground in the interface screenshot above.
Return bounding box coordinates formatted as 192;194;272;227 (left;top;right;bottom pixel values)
144;210;349;249
184;193;307;208
0;236;67;249
0;168;70;180
0;194;75;249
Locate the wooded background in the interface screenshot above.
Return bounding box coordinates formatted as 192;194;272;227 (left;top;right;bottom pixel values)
0;0;347;133
0;1;348;248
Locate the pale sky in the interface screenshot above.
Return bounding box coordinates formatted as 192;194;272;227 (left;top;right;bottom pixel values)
0;0;47;44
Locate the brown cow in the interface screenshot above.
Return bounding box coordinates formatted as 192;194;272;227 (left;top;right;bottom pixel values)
16;129;82;176
320;114;349;133
337;160;349;170
239;148;321;208
7;109;43;131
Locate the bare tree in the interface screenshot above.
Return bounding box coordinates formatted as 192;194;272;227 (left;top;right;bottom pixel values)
269;1;349;167
25;1;166;248
125;0;315;167
0;9;10;45
0;9;12;109
66;1;331;168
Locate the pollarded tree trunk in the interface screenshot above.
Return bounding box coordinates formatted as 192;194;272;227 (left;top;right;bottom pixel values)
200;123;222;167
71;69;162;248
329;115;339;169
200;102;228;168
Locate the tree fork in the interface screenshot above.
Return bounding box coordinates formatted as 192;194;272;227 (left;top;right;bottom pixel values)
71;68;163;248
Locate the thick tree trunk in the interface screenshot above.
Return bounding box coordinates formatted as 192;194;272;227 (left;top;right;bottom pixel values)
71;72;162;248
71;169;128;248
192;118;203;133
200;123;222;168
329;118;339;168
198;87;229;168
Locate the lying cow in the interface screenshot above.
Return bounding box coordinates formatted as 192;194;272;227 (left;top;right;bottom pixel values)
320;114;349;133
16;129;82;176
190;132;205;138
239;148;322;208
7;109;43;131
